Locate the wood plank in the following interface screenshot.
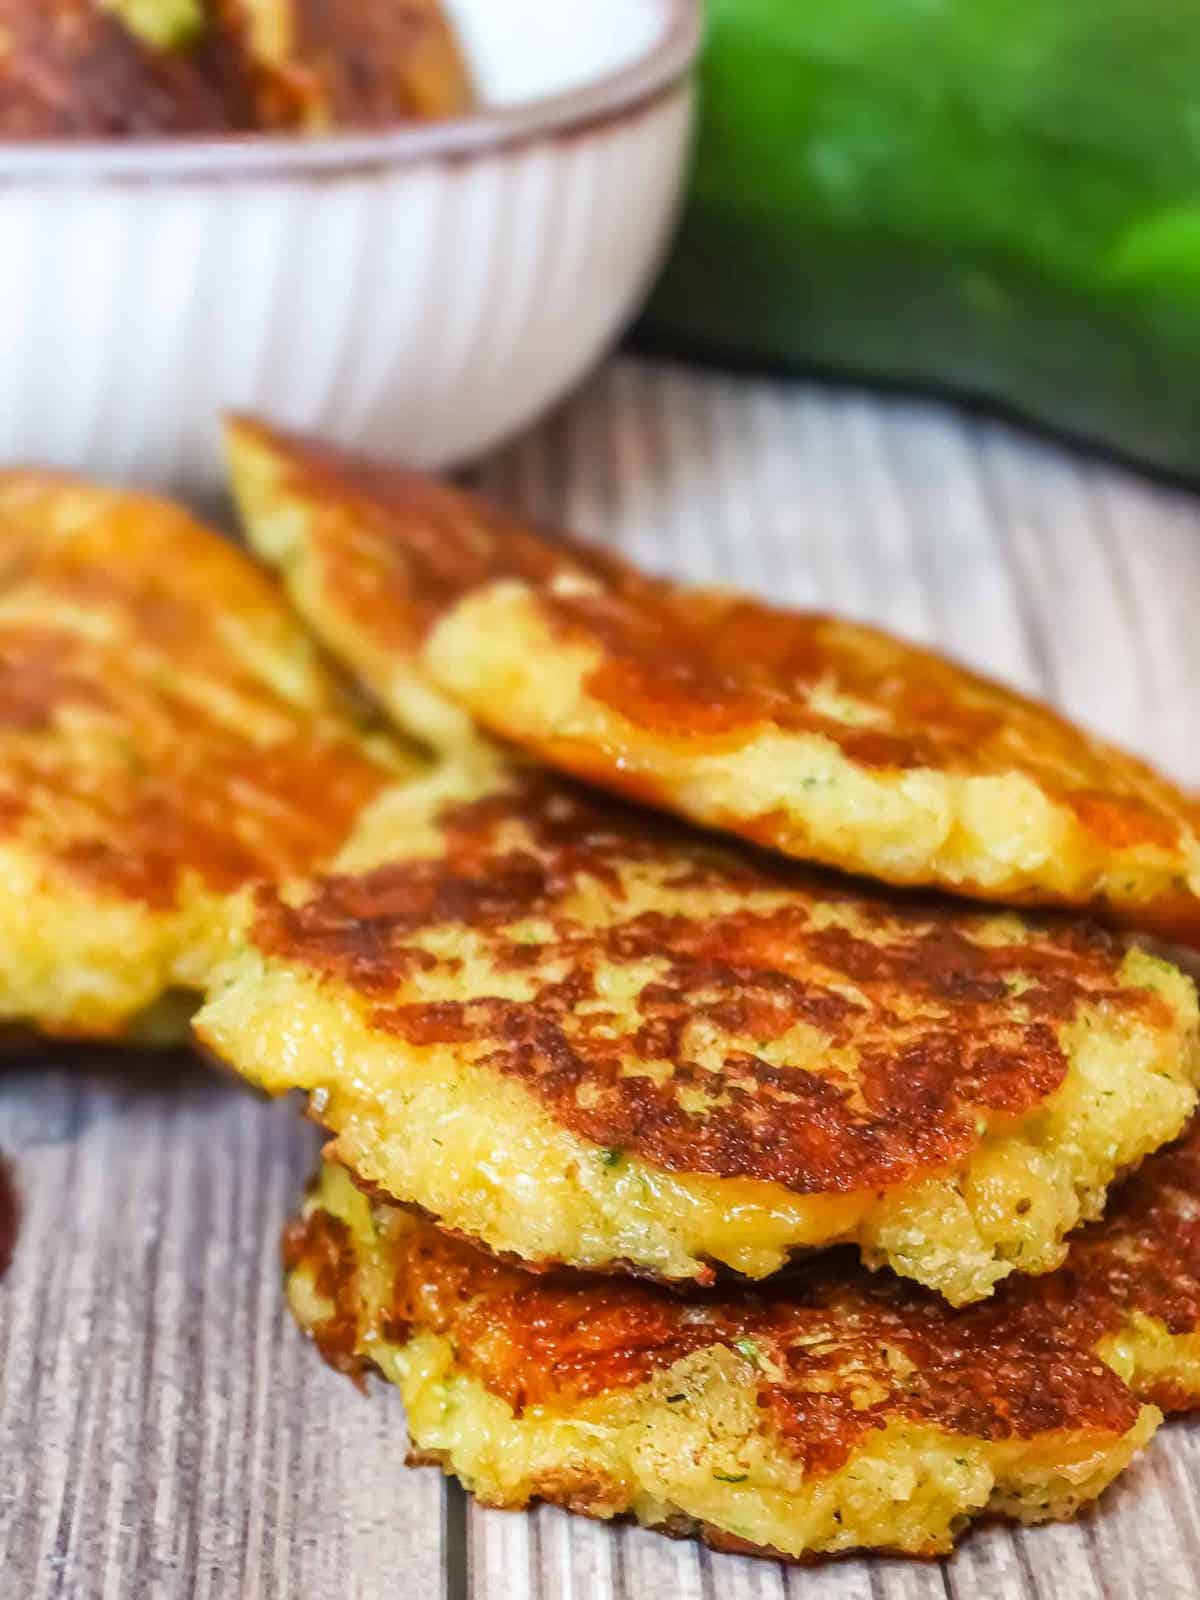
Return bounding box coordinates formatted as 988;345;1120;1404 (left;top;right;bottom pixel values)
0;1060;448;1600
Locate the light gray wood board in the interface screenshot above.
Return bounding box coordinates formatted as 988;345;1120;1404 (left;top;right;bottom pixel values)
3;355;1200;1599
0;1062;450;1600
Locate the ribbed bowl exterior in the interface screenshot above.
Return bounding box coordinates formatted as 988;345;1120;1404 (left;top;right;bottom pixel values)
0;85;691;490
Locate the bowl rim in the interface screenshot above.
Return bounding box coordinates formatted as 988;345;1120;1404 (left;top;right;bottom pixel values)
0;0;702;183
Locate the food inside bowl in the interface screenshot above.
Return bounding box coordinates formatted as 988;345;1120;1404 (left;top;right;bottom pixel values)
0;0;474;137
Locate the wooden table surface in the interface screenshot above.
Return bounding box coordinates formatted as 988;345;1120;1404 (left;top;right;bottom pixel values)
3;357;1200;1600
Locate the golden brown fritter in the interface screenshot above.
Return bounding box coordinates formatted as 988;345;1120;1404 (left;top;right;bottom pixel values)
195;755;1200;1302
0;471;408;1039
285;1144;1184;1563
225;418;1200;945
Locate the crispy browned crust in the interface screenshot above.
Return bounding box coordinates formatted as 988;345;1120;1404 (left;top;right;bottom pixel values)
285;1199;1143;1488
281;1209;372;1382
0;472;393;910
1004;1117;1200;1410
0;0;241;137
250;767;1165;1198
234;420;1200;943
287;1119;1200;1521
228;417;639;657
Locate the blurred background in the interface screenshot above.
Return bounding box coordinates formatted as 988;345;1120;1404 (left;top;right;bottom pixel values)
643;0;1200;483
0;0;1198;774
4;0;1200;488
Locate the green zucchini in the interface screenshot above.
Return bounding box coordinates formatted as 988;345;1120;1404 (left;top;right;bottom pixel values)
646;1;1200;476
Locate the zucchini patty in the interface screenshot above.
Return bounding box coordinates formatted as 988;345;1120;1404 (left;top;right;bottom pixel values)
196;755;1200;1302
284;1128;1200;1563
0;471;408;1039
225;416;1200;944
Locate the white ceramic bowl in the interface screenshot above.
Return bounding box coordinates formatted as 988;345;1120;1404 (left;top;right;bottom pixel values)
0;0;700;491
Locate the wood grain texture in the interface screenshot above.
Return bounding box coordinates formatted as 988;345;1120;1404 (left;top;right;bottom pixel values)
3;357;1200;1598
0;1060;449;1600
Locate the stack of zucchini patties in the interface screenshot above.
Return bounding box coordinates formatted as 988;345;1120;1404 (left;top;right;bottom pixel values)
196;421;1200;1564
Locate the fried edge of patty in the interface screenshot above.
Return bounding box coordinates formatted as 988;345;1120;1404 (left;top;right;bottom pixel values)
0;858;220;1040
283;1159;1161;1563
223;417;1200;946
193;756;1200;1302
197;941;1200;1302
224;415;482;755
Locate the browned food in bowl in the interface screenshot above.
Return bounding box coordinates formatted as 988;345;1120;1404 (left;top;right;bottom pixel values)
0;0;472;138
213;0;474;131
0;0;238;136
